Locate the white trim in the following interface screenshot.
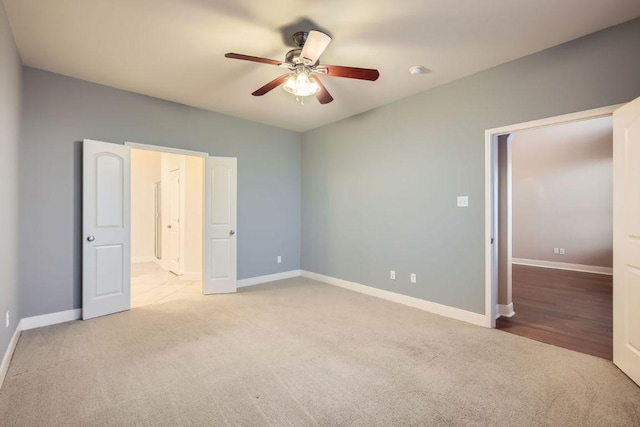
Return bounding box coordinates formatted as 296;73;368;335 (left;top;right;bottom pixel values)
485;104;622;329
497;303;515;319
302;270;487;327
512;258;613;275
125;142;208;158
489;133;498;326
486;104;624;137
131;255;155;264
20;309;82;331
0;326;21;389
237;270;302;288
181;272;202;280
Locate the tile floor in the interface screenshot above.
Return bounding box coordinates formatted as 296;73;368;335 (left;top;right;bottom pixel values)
131;262;202;308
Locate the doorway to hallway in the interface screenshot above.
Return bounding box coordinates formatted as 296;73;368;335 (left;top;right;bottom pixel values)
130;147;203;306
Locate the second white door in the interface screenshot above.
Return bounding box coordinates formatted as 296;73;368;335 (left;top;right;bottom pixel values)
168;168;182;275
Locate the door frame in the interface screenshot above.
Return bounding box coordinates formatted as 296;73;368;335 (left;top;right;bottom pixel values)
483;104;624;328
126;141;207;286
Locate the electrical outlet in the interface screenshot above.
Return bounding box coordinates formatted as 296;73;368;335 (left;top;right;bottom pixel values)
5;311;9;328
456;196;469;207
390;270;396;280
410;273;417;284
277;256;282;263
553;248;559;254
559;248;565;255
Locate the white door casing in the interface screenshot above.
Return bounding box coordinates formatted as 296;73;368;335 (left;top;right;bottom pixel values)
203;156;237;294
82;139;131;320
613;96;640;386
168;168;181;274
485;104;624;328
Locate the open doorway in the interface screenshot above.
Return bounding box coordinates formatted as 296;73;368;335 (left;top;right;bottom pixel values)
130;147;203;308
493;117;613;359
83;139;238;320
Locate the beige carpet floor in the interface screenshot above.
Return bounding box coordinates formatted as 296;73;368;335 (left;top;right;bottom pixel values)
1;277;639;426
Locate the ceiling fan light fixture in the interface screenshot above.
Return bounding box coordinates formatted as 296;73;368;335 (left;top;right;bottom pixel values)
298;30;332;65
283;68;319;97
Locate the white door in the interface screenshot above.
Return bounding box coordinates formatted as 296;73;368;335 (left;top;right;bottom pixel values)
613;96;640;386
203;156;237;294
168;168;182;274
154;182;162;259
82;139;130;320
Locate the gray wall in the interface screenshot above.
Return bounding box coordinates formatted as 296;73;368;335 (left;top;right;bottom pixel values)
0;2;22;362
19;68;301;318
301;18;640;315
512;117;613;267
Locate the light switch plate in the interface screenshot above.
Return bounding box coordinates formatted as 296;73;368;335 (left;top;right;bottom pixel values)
457;196;469;207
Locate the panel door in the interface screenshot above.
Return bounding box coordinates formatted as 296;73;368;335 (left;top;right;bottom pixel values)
83;139;130;320
613;96;640;386
154;181;162;259
168;168;181;274
203;156;237;294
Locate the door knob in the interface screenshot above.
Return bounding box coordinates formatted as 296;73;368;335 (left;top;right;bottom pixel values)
167;225;172;229
87;236;95;242
229;230;235;236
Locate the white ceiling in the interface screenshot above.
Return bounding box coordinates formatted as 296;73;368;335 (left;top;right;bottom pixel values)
3;0;640;132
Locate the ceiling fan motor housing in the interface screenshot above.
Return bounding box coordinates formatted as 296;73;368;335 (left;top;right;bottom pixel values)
291;31;308;48
285;48;303;65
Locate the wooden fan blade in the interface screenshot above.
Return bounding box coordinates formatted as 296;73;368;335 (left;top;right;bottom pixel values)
321;65;380;81
225;53;282;66
252;74;290;96
311;76;333;104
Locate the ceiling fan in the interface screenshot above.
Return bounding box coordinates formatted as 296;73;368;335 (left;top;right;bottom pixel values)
225;30;379;105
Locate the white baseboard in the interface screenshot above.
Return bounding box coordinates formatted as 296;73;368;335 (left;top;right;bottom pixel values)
301;270;487;327
237;270;301;288
131;256;155;264
1;308;82;389
497;303;515;319
512;258;613;275
19;309;82;331
181;272;201;280
0;325;22;390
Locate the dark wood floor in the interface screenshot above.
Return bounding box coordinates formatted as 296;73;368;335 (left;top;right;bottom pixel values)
496;265;612;360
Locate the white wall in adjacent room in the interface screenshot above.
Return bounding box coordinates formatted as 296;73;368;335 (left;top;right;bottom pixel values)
131;149;161;262
184;155;203;278
512;116;613;268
